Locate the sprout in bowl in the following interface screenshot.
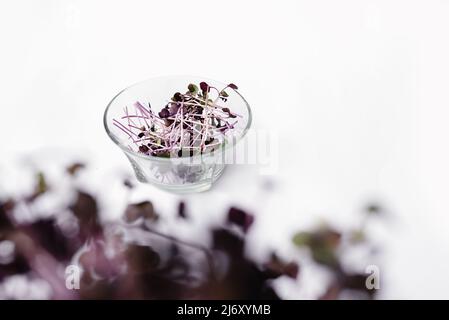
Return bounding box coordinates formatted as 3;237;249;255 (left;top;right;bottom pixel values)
104;76;252;193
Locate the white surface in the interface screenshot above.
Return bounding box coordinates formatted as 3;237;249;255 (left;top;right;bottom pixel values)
1;0;449;299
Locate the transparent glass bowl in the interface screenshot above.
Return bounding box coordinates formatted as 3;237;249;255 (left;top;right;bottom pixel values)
104;76;252;193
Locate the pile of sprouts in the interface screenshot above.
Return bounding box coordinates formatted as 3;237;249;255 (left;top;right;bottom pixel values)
113;82;241;158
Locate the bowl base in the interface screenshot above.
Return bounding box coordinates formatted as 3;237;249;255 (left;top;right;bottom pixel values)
137;165;226;194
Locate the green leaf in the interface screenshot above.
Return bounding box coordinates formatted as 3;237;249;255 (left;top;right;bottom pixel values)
292;232;311;247
365;203;382;215
188;83;198;94
311;247;338;267
350;230;366;243
36;172;47;194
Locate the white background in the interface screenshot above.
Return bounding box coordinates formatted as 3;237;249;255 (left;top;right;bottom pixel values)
1;0;449;299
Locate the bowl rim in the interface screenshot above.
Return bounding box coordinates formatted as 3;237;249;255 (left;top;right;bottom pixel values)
103;75;253;163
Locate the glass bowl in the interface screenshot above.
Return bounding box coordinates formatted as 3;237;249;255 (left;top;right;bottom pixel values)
104;76;252;193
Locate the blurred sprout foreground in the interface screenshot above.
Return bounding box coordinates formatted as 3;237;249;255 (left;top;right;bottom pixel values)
0;162;382;299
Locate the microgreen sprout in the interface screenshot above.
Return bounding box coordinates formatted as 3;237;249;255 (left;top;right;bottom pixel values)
113;82;241;157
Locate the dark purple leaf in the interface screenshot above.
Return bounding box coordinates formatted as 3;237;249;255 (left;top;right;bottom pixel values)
212;228;244;258
199;81;209;92
69;191;101;239
139;145;149;153
263;253;299;279
227;207;254;233
0;201;13;231
172;92;182;102
22;218;74;260
66;162;85;176
158;108;170;118
124;201;158;223
177;201;187;219
126;244;160;275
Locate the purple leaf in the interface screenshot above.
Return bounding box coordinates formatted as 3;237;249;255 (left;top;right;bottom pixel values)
66;162;85;176
124;201;158;223
227;207;254;233
139;145;149;153
158;108;170;118
199;81;209;92
178;201;187;219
